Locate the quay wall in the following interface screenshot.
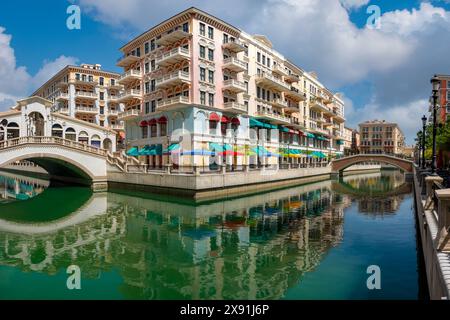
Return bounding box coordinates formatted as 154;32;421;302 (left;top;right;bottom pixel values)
413;168;450;300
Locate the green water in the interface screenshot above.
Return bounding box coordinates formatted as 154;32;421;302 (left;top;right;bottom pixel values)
0;170;422;300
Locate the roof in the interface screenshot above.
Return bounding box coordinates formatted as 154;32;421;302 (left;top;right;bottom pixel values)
17;96;53;108
54;113;117;135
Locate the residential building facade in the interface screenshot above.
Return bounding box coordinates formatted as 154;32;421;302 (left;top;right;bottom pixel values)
32;64;125;143
359;120;405;155
352;130;360;154
117;7;346;169
343;127;353;156
434;74;450;123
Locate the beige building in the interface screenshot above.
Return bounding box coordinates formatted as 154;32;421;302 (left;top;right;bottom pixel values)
32;64;125;134
343;127;353;155
359;120;405;155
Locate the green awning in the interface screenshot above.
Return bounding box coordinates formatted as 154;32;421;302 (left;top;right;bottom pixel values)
210;143;232;152
126;147;139;156
250;118;265;128
168;143;180;151
278;125;289;133
306;133;315;139
336;140;344;145
139;145;155;156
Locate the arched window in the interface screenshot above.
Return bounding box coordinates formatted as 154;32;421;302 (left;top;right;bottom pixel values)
65;128;76;141
51;124;63;138
78;131;89;144
103;138;112;152
0;126;4;141
91;134;101;148
6;122;20;139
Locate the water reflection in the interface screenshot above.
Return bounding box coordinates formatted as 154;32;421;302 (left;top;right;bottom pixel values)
0;171;48;203
0;170;417;300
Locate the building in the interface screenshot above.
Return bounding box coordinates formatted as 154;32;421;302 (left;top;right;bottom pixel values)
351;130;360;154
31;64;125;144
399;145;415;158
117;7;346;170
343;127;353;156
359;120;405;155
0;96;117;152
432;74;450;123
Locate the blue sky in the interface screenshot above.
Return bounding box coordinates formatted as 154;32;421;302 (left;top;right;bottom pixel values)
1;0;450;143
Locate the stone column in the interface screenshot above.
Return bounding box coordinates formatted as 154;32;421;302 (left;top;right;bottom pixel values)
434;189;450;251
425;176;444;208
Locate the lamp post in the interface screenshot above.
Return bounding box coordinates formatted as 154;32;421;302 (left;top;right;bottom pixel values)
430;75;440;175
421;115;427;170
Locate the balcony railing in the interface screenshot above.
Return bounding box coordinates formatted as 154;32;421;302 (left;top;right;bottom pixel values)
285;87;306;101
223;79;247;93
223;102;248;114
118;69;142;84
75;91;97;99
157;96;190;109
271;98;288;109
156;29;191;46
156;71;190;89
223;57;247;72
272;64;290;77
118;109;140;120
75;106;97;114
256;72;290;92
117;53;140;67
55;93;69;101
72;78;97;86
222;39;246;52
255;109;291;125
117;89;142;103
111;124;125;130
156;47;190;66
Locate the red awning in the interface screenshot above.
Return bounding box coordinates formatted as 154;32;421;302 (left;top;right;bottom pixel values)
288;129;296;134
148;119;157;125
221;115;230;123
209;112;220;122
139;121;148;127
158;116;168;124
231;117;240;125
298;131;305;136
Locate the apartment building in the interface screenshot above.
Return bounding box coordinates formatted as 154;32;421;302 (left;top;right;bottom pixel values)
118;7;346;169
343;127;353;155
432;74;450;123
359;120;405;155
32;64;125;138
352;130;360;154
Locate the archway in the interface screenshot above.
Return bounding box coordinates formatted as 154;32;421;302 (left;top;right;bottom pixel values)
65;127;76;141
28;112;45;136
7;122;20;139
0;126;4;141
51;124;63;138
91;135;101;149
78;131;89;144
103;138;112;152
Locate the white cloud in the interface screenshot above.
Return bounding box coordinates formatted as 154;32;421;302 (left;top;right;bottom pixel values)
0;27;78;111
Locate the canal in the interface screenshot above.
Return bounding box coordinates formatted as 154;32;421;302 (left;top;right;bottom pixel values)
0;169;423;300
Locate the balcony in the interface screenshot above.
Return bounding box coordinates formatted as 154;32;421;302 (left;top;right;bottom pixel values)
108;82;123;90
333;130;344;139
222;79;246;93
117;54;140;67
156;29;191;46
272;64;290;77
255;72;290;92
222;39;246;53
108;109;119;116
270;98;288;109
285;87;306;101
55;93;69;101
254;110;291;125
155;71;190;89
72;78;97;86
117;89;142;104
222;57;247;73
56;81;69;88
118;69;142;84
156;47;190;66
118;109;140;121
157;96;190;110
75;106;98;114
285;101;300;112
333;110;345;122
285;73;300;83
110;124;125;131
223;102;248;114
310;98;330;113
75;91;97;100
109;95;120;103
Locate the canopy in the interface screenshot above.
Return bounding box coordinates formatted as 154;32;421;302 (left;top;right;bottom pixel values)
209;112;220;122
139;121;148;127
249;117;276;129
209;143;232;152
278;125;289;133
252;146;279;157
149;119;157;125
336;140;344;145
221;115;229;123
231;117;240;125
138;145;155;156
311;151;327;159
158;116;168;124
126;147;139;157
306;133;315;139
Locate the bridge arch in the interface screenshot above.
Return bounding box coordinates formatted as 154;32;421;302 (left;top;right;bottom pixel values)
331;154;414;176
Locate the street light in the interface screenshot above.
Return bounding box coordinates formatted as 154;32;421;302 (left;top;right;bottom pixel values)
421;115;427;170
430;75;440;175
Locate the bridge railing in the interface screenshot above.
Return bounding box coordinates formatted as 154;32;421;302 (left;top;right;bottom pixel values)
0;136;108;157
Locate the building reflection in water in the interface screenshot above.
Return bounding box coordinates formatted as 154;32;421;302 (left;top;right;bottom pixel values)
0;172;48;203
0;170;411;300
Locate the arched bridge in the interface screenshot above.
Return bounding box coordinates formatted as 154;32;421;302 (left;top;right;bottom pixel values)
0;136;122;191
331;154;414;176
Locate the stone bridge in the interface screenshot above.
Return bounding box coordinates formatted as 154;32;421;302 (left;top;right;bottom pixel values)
331;154;414;176
0;136;125;191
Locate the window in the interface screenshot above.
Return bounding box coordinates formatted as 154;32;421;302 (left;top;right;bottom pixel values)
208;93;214;107
257;52;261;63
223;34;228;43
88;75;93;82
99;77;104;86
267;58;271;68
151;80;156;92
200;67;206;81
150;124;157;137
100;120;104;127
75;73;80;81
244;101;249;111
145;42;149;54
145;101;150;114
151;100;156;113
100;92;104;100
145;82;150;94
209;120;217;132
160;123;167;136
208;70;214;84
244;45;248;57
200;91;206;105
262;55;266;65
150;39;155;51
151;59;155;71
142;126;148;139
136;47;141;57
145;62;150;74
200;23;206;36
245;81;249;93
111;79;116;86
208;26;214;39
183;22;189;33
200;45;206;59
208;48;214;61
